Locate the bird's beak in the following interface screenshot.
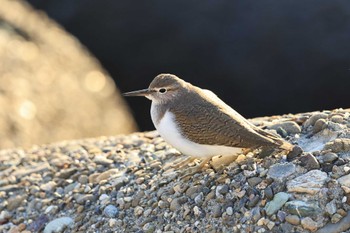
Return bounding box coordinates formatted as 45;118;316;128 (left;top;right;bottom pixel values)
123;88;151;97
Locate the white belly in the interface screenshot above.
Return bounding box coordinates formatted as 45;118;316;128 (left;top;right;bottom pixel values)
151;109;243;158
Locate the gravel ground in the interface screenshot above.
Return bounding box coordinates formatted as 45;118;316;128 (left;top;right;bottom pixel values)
1;108;350;233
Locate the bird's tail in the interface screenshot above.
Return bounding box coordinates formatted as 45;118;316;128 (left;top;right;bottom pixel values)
252;126;295;151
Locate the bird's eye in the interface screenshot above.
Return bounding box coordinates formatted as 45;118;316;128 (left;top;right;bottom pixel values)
159;88;167;94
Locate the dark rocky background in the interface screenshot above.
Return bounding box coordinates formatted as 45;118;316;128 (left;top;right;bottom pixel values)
26;0;350;131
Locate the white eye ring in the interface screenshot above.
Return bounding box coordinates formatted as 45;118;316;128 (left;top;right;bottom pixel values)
159;88;167;94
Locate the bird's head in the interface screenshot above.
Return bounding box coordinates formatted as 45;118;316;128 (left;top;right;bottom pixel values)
123;74;188;104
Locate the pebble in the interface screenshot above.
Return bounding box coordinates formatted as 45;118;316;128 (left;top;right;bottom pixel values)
299;153;320;170
193;206;201;216
287;170;327;194
285;200;320;217
265;192;289;216
7;195;26;211
338;174;350;188
45;205;58;215
108;219;117;227
212;205;222;218
78;175;89;184
93;155;114;165
301;217;319;231
313;119;327;134
43;217;74;233
194;192;204;206
321;152;338;163
1;109;350;232
226;207;233;216
247;177;262;187
28;215;49;232
331;213;343;223
324;138;350;153
304;113;328;128
325;200;337;215
170;197;187;211
134;206;144;216
285;215;300;225
40;181;57;192
267;121;301;135
103;205;119;218
267;163;296;180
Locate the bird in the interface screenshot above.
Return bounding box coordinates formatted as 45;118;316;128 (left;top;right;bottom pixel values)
123;74;298;175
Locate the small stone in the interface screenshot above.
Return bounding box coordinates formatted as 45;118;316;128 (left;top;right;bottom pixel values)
0;210;11;223
285;215;300;225
143;223;155;233
268;121;301;135
216;185;229;196
158;200;169;209
75;194;95;204
28;215;49;232
325;200;337;215
248;177;262;187
43;217;74;233
94;155;114;165
193;206;201;216
264;186;274;199
277;210;286;222
301;217;319;231
170;197;187;211
324;138;350;153
78;175;89;184
299;153;320;170
194;193;204;206
265;192;289;216
287;170;327;194
331;213;343;223
313;119;327;134
322;152;338;163
7;195;26;211
212;205;222;218
330;115;343;123
134;206;143;216
226;207;233;216
285;200;320;217
40;181;57;192
268;163;296;180
304;113;328;128
103;205;119;218
186;185;200;198
45;205;58;215
287;146;303;161
94;169;121;183
108;219;117;227
57;168;77;179
338;174;350;188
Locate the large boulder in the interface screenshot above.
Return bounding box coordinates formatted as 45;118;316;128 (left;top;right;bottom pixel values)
0;0;136;149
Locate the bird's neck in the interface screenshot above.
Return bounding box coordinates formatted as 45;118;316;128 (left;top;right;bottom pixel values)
150;102;169;127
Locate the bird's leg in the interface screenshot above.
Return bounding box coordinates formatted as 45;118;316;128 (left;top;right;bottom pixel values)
171;157;196;169
180;157;212;178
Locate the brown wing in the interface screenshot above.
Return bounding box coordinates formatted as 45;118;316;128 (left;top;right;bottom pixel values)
170;90;282;149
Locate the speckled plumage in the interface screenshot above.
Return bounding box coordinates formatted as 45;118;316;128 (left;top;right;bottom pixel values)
124;74;293;158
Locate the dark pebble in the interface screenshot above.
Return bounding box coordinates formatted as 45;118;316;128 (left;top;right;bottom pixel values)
248;177;262;187
265;187;274;200
299;153;320;170
287;146;303;161
28;214;49;232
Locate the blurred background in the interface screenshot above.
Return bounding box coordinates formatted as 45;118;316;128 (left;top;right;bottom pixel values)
0;0;349;149
26;0;350;131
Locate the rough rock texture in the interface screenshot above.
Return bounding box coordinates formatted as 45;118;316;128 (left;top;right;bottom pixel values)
0;0;136;149
1;108;350;232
